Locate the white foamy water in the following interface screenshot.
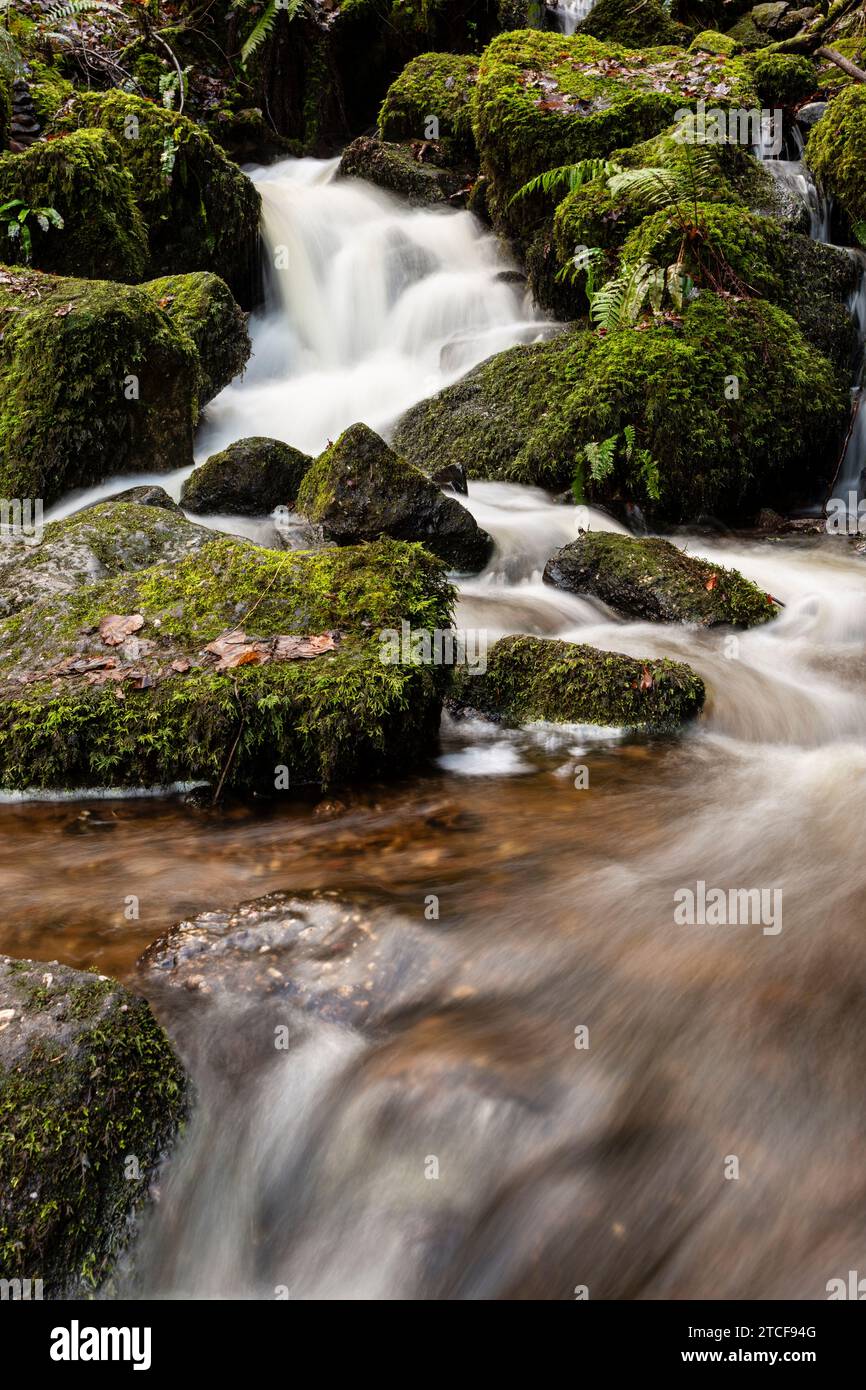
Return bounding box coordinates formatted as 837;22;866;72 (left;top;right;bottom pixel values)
547;0;596;34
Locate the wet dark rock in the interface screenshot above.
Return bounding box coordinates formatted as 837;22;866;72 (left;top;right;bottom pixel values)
91;485;182;514
796;100;828;130
0;954;187;1296
544;532;778;628
296;423;493;573
338;136;468;207
431;463;469;496
181;438;313;516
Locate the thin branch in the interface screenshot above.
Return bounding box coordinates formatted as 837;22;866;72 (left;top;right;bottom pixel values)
815;45;866;83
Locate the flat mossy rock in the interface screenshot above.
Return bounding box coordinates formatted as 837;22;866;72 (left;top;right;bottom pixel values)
0;955;186;1296
0;537;454;792
577;0;689;48
52;91;261;306
472;31;758;235
394;293;847;522
806;86;866;230
0;130;149;282
543;532;778;626
338;136;468;206
181;438;312;516
689;30;741;55
296;423;493;573
379;52;478;160
0;265;198;506
0;502;219;619
143;272;251;408
450;633;705;729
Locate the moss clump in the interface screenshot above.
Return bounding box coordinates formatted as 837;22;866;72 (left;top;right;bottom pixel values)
744;51;816;108
379;52;479;160
297;423;493;572
25;59;74;127
689;30;739;57
806;86;866;230
0;265;198;506
181;437;312;515
143;272;250;407
544;531;778;626
0;130;149;282
338;135;468;205
451;634;705;729
0;955;187;1295
395;292;847;522
577;0;689;49
0;537;455;792
52;91;261;306
472;30;758;234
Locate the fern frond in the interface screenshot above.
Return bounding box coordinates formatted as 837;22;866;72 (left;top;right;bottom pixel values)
590;259;659;331
42;0;117;23
241;0;305;68
510;159;623;206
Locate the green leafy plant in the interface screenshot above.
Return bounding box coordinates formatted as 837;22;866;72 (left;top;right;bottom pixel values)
574;426;661;504
0;198;64;264
510;158;624;206
241;0;307;69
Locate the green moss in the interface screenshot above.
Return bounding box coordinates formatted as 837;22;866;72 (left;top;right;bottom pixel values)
0;957;187;1296
395;292;847;521
451;633;705;729
689;30;739;57
0;130;149;282
815;37;866;94
26;59;74;127
577;0;689;49
806;85;866;230
379;52;478;159
545;531;778;626
52;90;261;306
0;265;198;505
472;30;758;236
0;538;456;792
621;201;785;296
181;437;311;515
143;272;250;406
744;51;816;108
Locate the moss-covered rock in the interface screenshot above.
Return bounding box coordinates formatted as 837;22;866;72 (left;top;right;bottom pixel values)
0;537;455;792
395;292;847;521
472;30;758;236
0;130;149;282
689;30;740;56
806;86;866;231
338;135;469;206
0;265;198;506
0;955;186;1296
0;501;219;619
143;272;251;408
744;50;816;108
52;91;261;306
297;423;493;573
379;52;478;160
181;438;312;516
544;531;778;626
23;59;74;129
577;0;689;49
450;633;705;729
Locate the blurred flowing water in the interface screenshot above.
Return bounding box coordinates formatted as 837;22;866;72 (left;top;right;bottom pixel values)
7;162;866;1299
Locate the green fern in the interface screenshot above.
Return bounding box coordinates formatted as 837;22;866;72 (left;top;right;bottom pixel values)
1;198;64;265
510;159;623;206
241;0;306;69
556;243;603;293
42;0;116;23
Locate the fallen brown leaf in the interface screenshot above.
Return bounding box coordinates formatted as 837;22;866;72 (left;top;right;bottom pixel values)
100;613;144;646
705;573;718;591
639;666;654;691
272;633;337;660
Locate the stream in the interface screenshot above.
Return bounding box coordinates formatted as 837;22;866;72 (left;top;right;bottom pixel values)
6;156;866;1299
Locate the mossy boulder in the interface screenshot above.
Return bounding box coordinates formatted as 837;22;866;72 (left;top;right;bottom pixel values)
0;537;455;792
745;51;816;108
0;501;219;619
143;272;251;408
338;135;468;206
181;438;312;516
24;59;74;129
472;30;758;236
577;0;688;48
0;130;149;282
0;955;187;1296
395;292;847;522
806;86;866;232
543;532;778;626
0;265;198;507
52;91;261;306
450;633;705;729
689;30;740;56
379;52;478;160
297;423;493;573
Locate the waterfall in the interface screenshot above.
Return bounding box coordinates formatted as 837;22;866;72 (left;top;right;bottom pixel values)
547;0;597;35
195;159;548;462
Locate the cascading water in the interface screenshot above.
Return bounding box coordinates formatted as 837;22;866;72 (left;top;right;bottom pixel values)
547;0;596;34
12;157;866;1300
